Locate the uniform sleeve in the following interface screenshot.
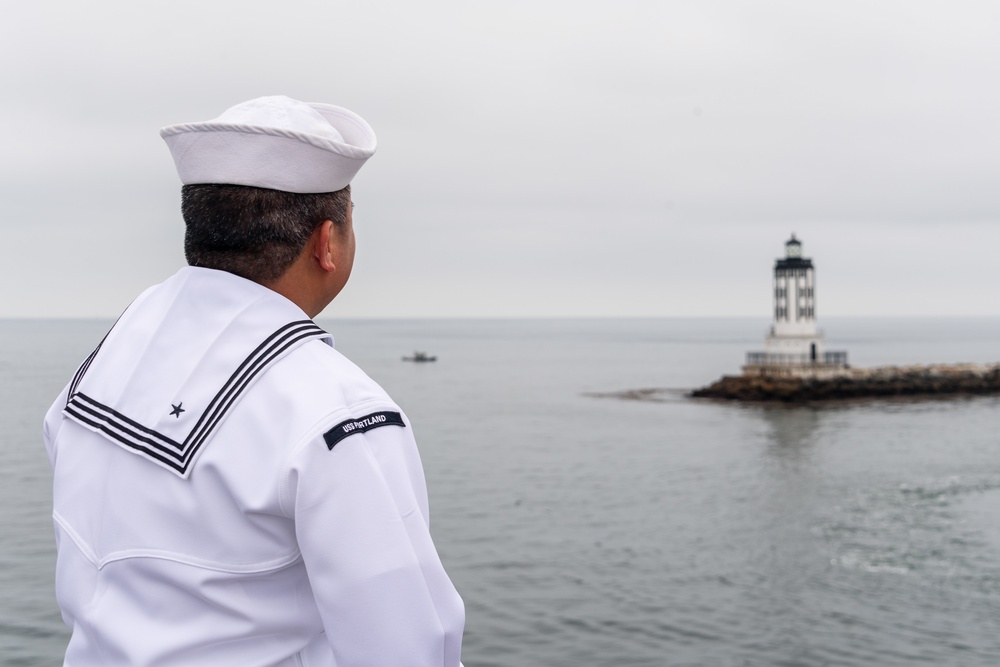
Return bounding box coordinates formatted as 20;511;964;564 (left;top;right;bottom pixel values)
42;382;72;468
280;408;465;667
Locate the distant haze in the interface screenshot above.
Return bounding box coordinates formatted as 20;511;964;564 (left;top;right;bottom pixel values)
2;1;998;318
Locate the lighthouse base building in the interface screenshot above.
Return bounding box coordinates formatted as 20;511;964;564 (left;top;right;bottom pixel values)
744;235;848;378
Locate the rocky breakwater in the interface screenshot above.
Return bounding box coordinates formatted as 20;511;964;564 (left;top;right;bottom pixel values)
691;363;1000;402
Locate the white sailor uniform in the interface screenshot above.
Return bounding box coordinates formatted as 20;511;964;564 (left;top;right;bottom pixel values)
43;266;465;666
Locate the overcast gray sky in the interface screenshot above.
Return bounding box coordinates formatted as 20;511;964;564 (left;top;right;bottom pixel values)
2;0;998;318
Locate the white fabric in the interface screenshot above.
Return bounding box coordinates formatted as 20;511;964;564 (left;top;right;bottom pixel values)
160;96;376;193
43;267;464;666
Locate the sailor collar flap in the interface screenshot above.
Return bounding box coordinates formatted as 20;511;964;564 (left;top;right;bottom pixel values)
62;268;332;479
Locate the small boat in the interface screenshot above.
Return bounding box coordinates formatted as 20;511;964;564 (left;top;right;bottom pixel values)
402;350;437;363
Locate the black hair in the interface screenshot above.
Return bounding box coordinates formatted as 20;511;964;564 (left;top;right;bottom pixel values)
181;183;351;284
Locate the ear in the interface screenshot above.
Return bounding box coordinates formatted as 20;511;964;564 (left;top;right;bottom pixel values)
312;220;337;272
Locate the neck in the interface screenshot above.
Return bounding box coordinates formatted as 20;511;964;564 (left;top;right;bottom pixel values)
264;261;331;319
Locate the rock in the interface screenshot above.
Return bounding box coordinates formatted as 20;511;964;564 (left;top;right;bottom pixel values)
690;364;1000;402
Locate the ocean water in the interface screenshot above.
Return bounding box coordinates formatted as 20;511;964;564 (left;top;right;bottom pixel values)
3;317;1000;666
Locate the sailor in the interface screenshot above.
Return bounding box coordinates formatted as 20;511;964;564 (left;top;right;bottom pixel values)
43;96;465;666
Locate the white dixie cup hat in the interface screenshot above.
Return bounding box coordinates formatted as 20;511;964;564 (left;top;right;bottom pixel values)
160;95;376;193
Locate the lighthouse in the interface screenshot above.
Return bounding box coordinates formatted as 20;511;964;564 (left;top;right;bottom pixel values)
745;236;847;372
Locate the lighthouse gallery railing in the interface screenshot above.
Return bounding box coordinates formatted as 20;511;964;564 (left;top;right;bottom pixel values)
745;351;848;367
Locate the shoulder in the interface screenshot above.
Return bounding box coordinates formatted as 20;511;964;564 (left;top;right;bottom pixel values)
206;335;412;494
260;337;399;427
268;341;428;518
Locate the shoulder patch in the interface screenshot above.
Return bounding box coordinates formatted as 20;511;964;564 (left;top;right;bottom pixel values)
324;411;405;450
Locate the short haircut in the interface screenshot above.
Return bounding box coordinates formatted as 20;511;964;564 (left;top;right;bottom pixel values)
181;183;351;284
